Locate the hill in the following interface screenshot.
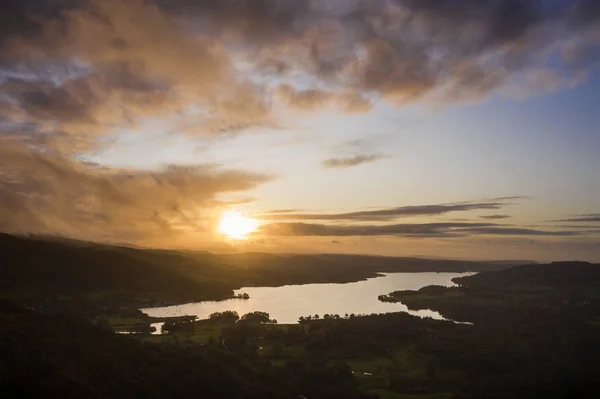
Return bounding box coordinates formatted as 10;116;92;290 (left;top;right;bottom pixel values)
0;300;371;399
379;261;600;324
0;233;234;307
0;233;511;312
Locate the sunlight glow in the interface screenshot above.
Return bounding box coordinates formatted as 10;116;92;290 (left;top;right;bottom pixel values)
217;210;259;240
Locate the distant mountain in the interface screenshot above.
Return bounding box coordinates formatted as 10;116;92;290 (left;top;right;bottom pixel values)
484;260;538;265
314;253;510;273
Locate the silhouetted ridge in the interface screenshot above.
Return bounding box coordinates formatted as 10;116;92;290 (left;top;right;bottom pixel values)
0;232;514;312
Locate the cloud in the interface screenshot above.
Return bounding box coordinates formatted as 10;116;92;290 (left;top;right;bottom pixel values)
322;154;384;169
1;0;598;248
257;209;304;214
550;214;600;223
479;215;511;220
489;196;532;201
0;142;271;243
205;197;257;208
1;0;272;153
276;85;334;111
276;84;373;114
257;201;515;222
1;0;598;155
458;227;579;237
258;222;581;238
258;222;496;237
549;225;600;230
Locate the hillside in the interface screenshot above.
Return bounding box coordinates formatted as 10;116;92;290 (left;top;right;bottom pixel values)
379;261;600;324
0;233;511;312
0;233;234;306
452;261;600;289
0;300;371;399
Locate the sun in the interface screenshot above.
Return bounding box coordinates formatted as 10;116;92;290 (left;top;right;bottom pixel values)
217;210;259;240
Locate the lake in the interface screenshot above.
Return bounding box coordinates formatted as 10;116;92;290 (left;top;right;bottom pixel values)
142;272;473;325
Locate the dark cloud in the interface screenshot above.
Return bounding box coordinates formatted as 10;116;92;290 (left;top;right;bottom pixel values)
3;69;177;152
323;154;384;169
258;222;581;238
1;0;271;152
459;227;579;237
257;201;513;222
549;214;600;223
479;215;511;220
549;225;600;229
0;0;77;46
259;222;497;237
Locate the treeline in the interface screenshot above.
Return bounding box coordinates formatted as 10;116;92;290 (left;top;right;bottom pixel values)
162;311;278;334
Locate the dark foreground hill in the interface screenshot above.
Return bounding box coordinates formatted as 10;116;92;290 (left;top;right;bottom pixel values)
0;233;234;306
0;300;372;399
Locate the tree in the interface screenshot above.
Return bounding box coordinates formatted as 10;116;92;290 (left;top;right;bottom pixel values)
162;317;196;334
241;311;271;324
209;310;239;324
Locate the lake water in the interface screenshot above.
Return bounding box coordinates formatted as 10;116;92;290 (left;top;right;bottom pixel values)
142;272;472;325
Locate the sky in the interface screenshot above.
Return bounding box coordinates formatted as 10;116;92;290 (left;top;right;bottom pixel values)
1;0;599;262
